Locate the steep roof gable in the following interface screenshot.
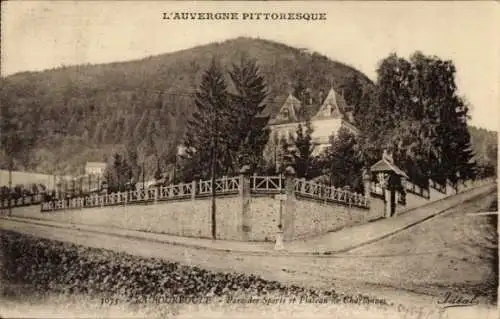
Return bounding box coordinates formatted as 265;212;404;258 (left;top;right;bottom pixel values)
313;87;343;120
370;151;409;178
273;93;301;123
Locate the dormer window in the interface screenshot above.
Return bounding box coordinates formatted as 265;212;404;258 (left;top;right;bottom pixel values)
281;109;289;119
324;104;332;116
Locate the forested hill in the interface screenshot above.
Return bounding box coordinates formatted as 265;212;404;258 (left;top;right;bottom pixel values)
1;37;374;176
469;126;498;167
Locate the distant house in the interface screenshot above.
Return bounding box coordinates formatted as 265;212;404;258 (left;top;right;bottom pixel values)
85;162;107;176
266;87;359;155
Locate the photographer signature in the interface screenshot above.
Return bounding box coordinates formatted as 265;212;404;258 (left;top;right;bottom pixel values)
437;292;479;308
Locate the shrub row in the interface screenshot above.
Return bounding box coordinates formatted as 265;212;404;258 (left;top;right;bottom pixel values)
0;230;389;306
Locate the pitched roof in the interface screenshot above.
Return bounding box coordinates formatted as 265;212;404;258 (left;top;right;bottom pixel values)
370;158;408;178
313;87;349;120
267;87;357;126
268;94;302;124
341;120;361;135
261;95;288;119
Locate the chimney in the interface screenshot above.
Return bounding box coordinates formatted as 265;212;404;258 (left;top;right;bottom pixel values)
305;88;312;105
346;111;354;123
318;91;324;104
382;149;394;163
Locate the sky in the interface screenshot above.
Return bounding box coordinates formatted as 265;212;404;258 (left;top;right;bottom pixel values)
2;1;499;131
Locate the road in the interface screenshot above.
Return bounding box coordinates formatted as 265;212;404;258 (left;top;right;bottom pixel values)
0;188;497;309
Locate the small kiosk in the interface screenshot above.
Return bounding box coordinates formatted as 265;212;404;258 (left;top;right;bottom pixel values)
370;151;408;218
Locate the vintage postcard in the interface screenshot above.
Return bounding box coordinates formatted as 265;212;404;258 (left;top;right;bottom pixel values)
0;1;498;318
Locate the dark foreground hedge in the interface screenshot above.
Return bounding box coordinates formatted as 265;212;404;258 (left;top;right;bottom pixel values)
0;230;388;306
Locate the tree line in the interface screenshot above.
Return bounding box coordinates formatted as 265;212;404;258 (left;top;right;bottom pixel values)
2;51;496;197
282;52;487;192
104;51;493;195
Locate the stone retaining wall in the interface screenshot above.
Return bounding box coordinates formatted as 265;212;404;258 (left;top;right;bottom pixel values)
8;175;496;242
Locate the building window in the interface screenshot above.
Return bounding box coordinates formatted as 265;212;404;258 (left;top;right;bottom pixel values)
281;109;289;119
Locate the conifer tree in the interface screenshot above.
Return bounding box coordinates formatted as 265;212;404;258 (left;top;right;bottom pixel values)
288;118;317;179
0;80;41;213
124;140;140;185
105;151;134;192
104;153;120;193
228;56;270;173
440;96;476;186
182;58;232;180
323;127;364;192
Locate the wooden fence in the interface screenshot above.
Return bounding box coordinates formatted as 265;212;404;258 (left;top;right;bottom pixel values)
41;175;369;212
294;179;369;208
429;180;447;194
370;179;431;199
1;194;43;209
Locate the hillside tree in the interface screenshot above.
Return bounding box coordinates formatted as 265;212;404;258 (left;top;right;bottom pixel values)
322;127;364;192
104;152;133;193
0;80;42;213
228;56;270;173
288;118;318;179
365;52;477;188
124;140;141;185
182;58;233;180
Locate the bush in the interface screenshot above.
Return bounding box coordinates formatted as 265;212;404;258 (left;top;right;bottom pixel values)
0;230;388;306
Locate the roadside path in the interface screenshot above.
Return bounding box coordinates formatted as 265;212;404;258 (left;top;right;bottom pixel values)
2;182;495;256
0;189;497;310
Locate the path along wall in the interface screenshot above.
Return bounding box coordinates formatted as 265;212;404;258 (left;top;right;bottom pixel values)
395;178;494;215
10;174;496;242
290;177;495;240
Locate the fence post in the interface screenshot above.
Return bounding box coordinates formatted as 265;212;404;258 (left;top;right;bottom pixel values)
239;165;252;241
154;187;158;204
191;181;196;200
362;168;371;202
283;166;296;241
323;184;327;205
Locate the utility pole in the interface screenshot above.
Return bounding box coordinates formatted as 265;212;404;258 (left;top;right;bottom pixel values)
142;161;145;190
79;175;83;196
274;144;278;172
53;172;56;198
173;153;177;185
8;159;12;216
210;110;218;240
